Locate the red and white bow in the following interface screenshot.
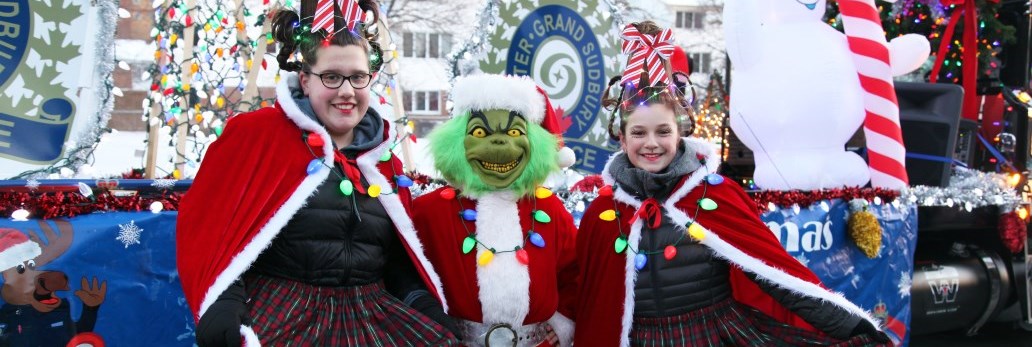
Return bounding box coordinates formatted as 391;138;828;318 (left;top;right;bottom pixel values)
620;24;675;87
312;0;366;34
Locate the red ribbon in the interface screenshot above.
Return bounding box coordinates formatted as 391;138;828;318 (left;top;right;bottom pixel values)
620;24;675;87
628;198;662;229
333;151;366;195
312;0;366;34
928;0;979;120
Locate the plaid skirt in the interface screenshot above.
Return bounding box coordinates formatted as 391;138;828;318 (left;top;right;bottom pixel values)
630;298;885;347
245;274;460;346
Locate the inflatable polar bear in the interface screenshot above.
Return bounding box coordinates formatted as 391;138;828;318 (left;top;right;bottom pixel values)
724;0;929;191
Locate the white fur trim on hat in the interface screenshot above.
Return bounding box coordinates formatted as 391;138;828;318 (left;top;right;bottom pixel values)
452;74;545;124
0;230;41;271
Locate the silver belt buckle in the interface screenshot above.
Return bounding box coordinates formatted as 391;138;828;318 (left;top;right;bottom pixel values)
484;323;518;347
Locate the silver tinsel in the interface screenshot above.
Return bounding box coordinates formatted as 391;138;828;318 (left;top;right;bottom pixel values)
409;182;446;198
445;0;499;82
409;167;1020;216
150;179;178;190
899;167;1023;212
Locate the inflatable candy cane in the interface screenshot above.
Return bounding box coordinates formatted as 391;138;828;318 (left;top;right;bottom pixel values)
839;0;929;188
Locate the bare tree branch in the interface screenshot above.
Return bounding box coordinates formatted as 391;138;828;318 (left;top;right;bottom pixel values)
380;0;459;32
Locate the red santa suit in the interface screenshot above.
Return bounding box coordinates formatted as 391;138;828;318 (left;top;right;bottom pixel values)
176;72;447;344
414;188;577;346
412;74;578;346
574;137;881;346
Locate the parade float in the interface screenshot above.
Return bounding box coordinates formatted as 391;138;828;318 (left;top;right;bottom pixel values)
0;0;1030;345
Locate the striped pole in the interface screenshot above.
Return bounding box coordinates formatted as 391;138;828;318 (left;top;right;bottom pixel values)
838;0;909;189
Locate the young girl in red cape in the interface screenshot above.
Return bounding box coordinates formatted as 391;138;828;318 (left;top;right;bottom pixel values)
175;0;459;345
572;21;891;347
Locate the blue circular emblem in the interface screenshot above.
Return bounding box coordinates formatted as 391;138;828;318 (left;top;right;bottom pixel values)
505;5;606;139
0;0;30;88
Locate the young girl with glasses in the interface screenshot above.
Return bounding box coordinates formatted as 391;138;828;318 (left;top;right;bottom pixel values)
176;0;459;345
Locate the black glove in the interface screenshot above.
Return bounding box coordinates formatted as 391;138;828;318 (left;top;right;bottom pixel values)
850;319;891;343
409;292;462;338
196;280;249;347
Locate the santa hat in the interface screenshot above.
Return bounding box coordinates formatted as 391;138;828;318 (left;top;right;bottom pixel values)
0;229;41;271
453;74;576;168
669;46;692;75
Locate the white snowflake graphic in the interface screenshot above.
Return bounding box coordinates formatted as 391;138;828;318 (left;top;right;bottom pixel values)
151;179;177;190
898;271;912;298
794;253;810;267
116;220;143;248
25;180;40;190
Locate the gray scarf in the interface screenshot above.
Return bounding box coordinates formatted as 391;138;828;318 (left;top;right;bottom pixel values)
291;87;384;153
608;141;701;202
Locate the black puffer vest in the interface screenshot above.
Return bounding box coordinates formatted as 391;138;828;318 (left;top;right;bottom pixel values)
250;159;399;287
633;215;732;317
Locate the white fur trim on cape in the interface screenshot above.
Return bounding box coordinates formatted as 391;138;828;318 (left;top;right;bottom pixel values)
547;312;575;347
241;326;260;346
199;72;334;325
0;240;41;271
199;73;448;347
453;74;545;124
603;137;879;345
355;121;447;312
474;191;531;327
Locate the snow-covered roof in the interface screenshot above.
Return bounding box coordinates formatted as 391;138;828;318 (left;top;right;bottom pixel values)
396;58;450;91
115;39;156;63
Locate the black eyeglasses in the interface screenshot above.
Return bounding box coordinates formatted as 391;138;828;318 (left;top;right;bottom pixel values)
305;71;372;89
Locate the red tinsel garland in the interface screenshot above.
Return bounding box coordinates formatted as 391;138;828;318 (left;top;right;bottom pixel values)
999;211;1026;253
0;191;182;220
750;187;902;213
570;174;604;192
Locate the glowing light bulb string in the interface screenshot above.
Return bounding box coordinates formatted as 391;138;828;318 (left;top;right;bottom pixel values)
301;131;414;221
609;161;723;269
452;191;549;266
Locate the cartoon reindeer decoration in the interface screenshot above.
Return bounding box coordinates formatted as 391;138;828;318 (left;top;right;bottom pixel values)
0;220;108;346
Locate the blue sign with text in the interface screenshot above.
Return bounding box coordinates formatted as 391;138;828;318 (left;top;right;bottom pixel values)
761;199;918;346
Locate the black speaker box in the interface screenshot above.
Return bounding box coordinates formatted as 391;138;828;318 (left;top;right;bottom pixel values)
999;0;1031;87
955;118;980;168
897;82;966;187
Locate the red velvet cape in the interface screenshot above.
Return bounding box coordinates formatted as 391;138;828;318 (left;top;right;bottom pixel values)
177;99;443;321
573;138;878;346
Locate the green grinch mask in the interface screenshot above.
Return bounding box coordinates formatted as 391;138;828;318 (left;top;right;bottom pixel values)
465;110;532;188
429;110;559;198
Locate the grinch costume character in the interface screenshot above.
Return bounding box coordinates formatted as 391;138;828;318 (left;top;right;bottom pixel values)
413;74;578;347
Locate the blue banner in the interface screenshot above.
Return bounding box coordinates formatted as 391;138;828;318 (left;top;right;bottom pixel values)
0;213;193;346
0;198;917;346
761;199;918;346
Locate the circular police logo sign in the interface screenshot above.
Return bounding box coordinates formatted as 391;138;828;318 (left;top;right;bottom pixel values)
0;0;99;176
0;0;31;92
479;0;622;173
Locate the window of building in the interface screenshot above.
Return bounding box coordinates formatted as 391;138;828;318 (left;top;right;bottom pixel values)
689;52;711;74
403;90;442;113
402;32;453;58
675;11;704;29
